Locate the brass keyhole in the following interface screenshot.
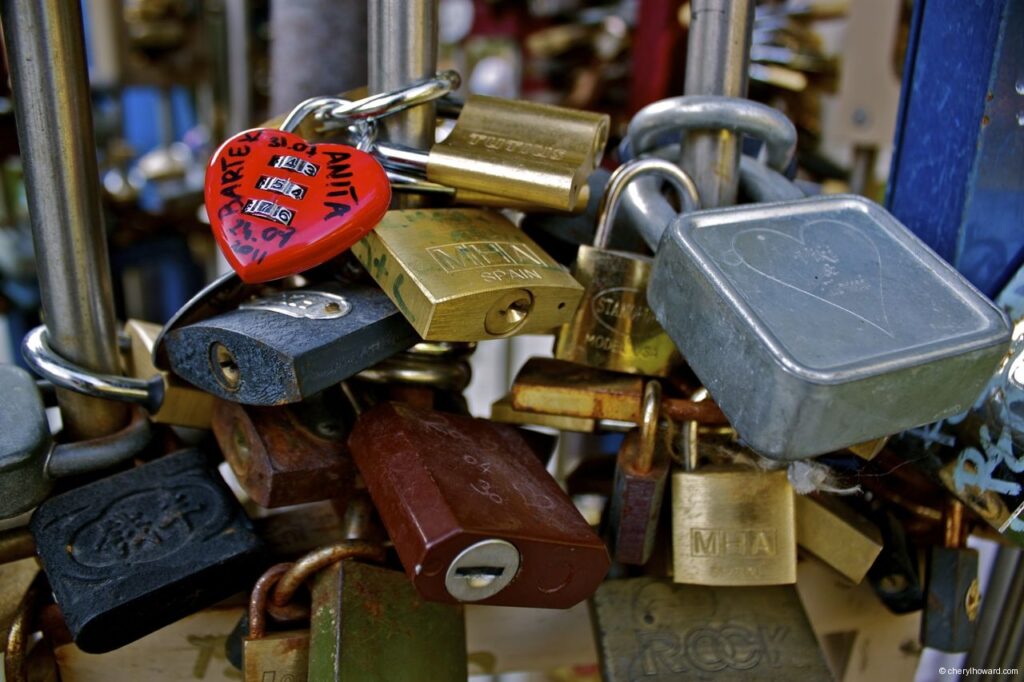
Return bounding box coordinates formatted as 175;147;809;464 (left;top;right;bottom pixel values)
484;289;534;336
210;342;241;391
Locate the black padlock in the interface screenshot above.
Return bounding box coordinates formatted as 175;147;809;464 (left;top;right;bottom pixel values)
29;449;266;653
164;280;419;405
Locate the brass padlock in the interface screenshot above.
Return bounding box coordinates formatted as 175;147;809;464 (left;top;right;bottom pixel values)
243;564;309;682
795;492;883;584
554;159;699;376
608;381;670;565
672;433;796;585
351;208;584;341
376;95;609;211
122;319;215;429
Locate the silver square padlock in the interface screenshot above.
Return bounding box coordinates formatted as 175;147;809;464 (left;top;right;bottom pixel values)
649;194;1011;460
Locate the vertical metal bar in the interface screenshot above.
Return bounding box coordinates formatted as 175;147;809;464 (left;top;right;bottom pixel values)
270;0;369;118
680;0;754;208
368;0;438;151
1;0;128;438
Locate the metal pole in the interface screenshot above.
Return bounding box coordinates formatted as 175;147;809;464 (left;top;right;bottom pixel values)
680;0;754;208
368;0;438;151
1;0;129;438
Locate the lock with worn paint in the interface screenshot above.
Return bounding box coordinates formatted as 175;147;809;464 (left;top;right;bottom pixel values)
164;279;419;405
374;94;609;212
211;387;354;508
608;380;670;565
348;401;610;608
509;357;727;425
309;559;467;681
590;577;833;680
649;194;1012;459
922;501;981;652
0;364;152;520
29;449;266;653
351;208;584;341
554;159;698;376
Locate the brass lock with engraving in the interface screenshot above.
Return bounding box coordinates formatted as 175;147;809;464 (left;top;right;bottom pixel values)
671;430;797;586
352;208;584;341
554;158;699;376
375;95;609;211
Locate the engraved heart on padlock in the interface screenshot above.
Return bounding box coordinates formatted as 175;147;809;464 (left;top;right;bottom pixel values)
205;128;391;283
731;219;893;335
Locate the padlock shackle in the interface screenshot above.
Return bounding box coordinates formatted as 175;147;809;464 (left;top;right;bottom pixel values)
248;563;294;640
593;159;700;250
47;406;151;478
634;381;662;473
628;95;797;172
270;541;386;609
279;70;460;134
22;326;164;414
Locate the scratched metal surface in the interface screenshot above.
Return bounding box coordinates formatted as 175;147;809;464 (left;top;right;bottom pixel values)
887;0;1022;297
650;194;1010;459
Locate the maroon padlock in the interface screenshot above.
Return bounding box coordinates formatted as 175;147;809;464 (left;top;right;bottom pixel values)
348;402;610;608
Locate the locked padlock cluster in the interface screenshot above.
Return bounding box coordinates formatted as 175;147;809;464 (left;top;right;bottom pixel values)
1;47;1014;682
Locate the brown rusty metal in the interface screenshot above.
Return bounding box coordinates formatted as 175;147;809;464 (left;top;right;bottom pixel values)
510;357;728;424
212;398;354;509
271;541;386;609
348;402;611;608
248;563;294;640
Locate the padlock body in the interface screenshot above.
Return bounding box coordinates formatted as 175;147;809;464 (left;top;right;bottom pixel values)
0;365;53;519
212;399;353;508
30;449;266;653
308;560;465;681
795;493;882;584
608;430;669;565
124;319;214;429
428;95;608;211
352;209;584;341
555;246;681;376
650;194;1011;459
348;402;610;608
590;578;832;680
922;546;980;652
671;467;796;585
509;357;645;422
165;281;418;405
243;630;309;682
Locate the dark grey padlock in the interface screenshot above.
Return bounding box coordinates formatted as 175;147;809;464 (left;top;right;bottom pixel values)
164;281;420;405
30;448;266;653
0;364;151;519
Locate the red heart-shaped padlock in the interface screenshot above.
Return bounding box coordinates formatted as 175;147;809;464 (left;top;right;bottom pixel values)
205;128;391;283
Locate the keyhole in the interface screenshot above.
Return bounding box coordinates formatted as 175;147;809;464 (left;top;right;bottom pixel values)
455;566;504;589
210;342;241;391
484;289;534;336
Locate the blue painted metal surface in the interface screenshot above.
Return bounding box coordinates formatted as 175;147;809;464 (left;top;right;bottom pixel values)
888;0;1023;297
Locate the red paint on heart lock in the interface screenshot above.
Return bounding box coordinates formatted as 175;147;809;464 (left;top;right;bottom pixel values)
205;128;391;283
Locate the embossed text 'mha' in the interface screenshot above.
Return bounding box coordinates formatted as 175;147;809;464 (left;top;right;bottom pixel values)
428;241;545;273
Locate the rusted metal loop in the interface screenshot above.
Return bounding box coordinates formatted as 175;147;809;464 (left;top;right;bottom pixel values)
248;563;294;640
270;541;386;609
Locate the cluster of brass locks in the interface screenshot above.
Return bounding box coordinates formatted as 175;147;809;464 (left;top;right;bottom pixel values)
2;68;1014;680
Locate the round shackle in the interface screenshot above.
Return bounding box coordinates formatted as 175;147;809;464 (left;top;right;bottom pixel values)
593;159;701;249
627;95;797;172
270;540;386;609
278;70;461;134
22;325;164;414
248;563;295;640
